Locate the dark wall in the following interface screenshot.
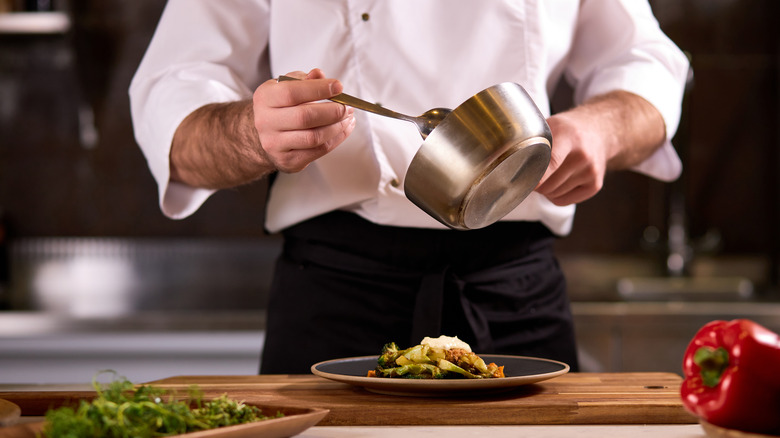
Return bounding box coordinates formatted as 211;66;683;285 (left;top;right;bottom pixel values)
557;0;779;262
1;1;778;262
1;0;269;238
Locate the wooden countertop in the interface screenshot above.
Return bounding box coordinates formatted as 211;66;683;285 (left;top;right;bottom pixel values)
1;372;697;426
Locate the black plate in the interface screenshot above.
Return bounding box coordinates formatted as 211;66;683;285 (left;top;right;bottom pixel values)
311;355;569;397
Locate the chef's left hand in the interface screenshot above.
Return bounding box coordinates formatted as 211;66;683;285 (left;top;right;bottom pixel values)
535;90;667;206
535;110;609;206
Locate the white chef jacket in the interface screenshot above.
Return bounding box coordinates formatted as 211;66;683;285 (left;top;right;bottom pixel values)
129;0;689;235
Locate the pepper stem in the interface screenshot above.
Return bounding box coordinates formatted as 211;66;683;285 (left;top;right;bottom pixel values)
693;346;729;387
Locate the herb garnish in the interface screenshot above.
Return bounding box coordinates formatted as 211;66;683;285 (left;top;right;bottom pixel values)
42;372;281;438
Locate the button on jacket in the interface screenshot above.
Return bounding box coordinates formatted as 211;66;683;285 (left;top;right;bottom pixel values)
129;0;689;235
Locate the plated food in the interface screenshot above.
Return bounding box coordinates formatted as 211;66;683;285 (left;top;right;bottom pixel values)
367;336;505;379
310;334;568;396
312;354;569;396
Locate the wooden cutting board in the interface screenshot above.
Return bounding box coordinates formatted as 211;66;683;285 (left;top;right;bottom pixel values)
0;399;21;427
0;373;697;426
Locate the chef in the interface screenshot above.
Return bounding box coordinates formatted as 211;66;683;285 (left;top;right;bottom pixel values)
129;1;689;374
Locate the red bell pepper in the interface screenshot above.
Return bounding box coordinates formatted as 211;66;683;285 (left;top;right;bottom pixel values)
681;319;780;435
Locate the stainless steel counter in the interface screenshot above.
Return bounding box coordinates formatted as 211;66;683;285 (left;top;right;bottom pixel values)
0;311;265;384
573;301;780;373
3;301;780;383
5;237;283;316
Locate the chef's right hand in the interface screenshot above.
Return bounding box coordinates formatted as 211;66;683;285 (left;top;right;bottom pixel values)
253;68;356;173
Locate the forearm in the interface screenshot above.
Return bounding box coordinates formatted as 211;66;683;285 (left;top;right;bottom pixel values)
537;90;670;205
170;100;275;189
169;71;355;189
577;90;667;171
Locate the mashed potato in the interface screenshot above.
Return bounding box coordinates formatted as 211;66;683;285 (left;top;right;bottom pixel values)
420;335;471;352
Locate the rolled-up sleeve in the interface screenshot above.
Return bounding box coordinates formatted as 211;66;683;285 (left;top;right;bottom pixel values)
565;0;690;181
129;0;271;219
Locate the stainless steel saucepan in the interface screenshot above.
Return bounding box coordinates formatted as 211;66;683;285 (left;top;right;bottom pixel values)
278;76;552;230
405;82;551;230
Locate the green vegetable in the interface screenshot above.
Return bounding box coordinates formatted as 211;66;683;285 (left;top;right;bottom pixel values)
369;342;505;379
375;363;445;379
41;372;281;438
401;345;434;364
436;359;481;379
377;342;401;368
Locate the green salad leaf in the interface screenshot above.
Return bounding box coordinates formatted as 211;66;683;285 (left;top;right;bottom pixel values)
42;371;281;438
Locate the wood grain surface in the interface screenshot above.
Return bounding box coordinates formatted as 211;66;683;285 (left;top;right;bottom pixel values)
0;373;697;426
0;399;21;427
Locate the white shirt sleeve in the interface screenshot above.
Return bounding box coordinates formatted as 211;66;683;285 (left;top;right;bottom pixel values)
129;0;271;219
564;0;690;182
128;0;689;233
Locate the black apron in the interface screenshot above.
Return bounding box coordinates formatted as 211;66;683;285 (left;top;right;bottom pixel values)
260;211;579;374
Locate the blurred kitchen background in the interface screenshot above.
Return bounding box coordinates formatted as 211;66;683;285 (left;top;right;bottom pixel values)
1;0;779;383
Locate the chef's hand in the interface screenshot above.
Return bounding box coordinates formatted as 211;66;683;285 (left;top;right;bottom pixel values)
253;68;356;173
535;110;609;206
535;90;667;206
170;68;354;189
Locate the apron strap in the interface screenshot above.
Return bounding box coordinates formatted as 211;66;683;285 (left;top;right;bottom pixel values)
410;267;447;345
